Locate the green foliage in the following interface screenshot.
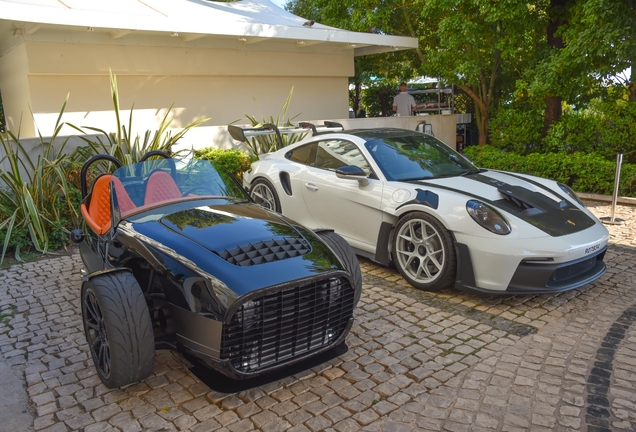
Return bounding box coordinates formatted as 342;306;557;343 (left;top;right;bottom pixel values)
490;85;636;163
239;87;307;155
464;145;636;197
523;0;636;104
0;98;79;263
69;72;209;165
0;88;5;134
194;148;257;181
489;107;544;154
362;82;399;117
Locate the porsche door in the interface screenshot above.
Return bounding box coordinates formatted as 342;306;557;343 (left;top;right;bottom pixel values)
299;139;383;252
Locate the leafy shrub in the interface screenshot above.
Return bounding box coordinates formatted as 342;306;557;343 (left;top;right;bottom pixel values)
488;107;544;154
0;102;80;263
70;72;208;165
362;82;398;118
594;99;636;164
464;145;636;197
542;108;601;155
194;148;257;181
239;87;307;155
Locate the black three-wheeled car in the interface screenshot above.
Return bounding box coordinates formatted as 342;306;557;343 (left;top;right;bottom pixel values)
71;152;361;387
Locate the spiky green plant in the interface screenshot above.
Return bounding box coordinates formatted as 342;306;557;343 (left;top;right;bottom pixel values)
0;98;78;263
69;72;209;165
240;87;307;154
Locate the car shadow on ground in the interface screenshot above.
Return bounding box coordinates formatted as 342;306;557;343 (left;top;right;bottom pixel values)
184;343;348;393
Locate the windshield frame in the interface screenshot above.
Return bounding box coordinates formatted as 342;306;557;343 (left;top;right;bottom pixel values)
110;157;249;218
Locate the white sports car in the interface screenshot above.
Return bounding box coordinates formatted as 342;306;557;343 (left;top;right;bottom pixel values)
234;124;609;294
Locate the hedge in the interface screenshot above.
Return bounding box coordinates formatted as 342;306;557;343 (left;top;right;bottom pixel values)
194;148;257;181
464;146;636;197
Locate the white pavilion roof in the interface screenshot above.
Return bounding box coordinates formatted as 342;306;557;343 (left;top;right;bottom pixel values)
0;0;417;56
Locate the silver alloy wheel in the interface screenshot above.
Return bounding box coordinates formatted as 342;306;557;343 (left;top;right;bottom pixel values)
251;183;276;210
395;218;445;284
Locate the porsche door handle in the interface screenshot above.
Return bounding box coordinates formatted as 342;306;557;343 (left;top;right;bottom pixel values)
304;182;319;191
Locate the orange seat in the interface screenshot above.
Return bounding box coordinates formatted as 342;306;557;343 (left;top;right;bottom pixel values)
81;175;136;235
144;171;182;205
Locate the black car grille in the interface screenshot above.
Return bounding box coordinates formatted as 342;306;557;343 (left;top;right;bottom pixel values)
218;237;310;266
220;277;354;373
548;255;599;285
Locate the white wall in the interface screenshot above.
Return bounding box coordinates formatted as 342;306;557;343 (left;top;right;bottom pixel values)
6;40;353;138
0;39;33;135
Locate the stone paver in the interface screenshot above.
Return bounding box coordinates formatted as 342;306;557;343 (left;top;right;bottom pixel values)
1;201;635;431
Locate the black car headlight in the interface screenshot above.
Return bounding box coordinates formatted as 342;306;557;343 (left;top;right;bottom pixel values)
466;200;511;235
557;182;584;206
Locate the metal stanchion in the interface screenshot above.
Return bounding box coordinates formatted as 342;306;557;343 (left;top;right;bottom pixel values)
601;153;626;225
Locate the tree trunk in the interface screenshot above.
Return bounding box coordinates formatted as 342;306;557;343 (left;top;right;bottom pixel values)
543;96;563;134
351;81;362;113
477;109;489;145
543;0;567;135
459;84;490;145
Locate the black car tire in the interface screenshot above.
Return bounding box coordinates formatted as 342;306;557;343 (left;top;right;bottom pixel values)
316;230;363;307
250;178;281;213
81;271;155;388
393;212;456;292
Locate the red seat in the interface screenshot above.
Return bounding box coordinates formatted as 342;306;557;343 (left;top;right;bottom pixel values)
144;171;182;205
81;175;136;235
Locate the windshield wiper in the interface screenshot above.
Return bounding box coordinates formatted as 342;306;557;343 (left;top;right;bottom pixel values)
460;168;487;176
396;176;433;182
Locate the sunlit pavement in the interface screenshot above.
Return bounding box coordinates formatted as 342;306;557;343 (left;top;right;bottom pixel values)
1;201;635;432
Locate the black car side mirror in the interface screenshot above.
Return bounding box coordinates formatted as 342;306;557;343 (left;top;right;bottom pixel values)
336;166;369;186
69;229;85;244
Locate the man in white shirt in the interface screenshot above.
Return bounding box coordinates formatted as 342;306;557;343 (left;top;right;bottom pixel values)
392;82;417;116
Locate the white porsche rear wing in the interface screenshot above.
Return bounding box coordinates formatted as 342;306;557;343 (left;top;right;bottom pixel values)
228;122;344;147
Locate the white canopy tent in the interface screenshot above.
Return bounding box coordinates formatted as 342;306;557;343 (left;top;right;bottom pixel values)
0;0;417;142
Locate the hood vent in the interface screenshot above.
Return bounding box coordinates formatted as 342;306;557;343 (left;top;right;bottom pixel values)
497;185;566;217
218;237;310;266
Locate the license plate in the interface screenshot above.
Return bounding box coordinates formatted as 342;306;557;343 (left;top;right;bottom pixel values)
584;242;603;255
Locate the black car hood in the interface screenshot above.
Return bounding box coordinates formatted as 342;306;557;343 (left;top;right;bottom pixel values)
159;205;306;257
124;201;343;299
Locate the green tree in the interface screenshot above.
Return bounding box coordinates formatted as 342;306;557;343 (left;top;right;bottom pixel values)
287;0;544;144
521;0;635;110
416;0;545;145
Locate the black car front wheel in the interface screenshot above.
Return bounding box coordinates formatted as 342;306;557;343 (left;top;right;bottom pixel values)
82;272;155;388
316;230;362;307
393;212;456;292
250;178;281;213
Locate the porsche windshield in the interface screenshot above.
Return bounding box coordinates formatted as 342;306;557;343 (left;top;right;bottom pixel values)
364;134;477;181
111;157;248;216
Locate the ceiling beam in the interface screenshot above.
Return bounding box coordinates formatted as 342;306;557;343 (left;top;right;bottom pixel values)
238;36;267;45
181;33;205;42
110;30;132;40
296;40;324;48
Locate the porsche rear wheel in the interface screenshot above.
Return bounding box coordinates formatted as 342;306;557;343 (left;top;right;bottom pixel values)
82;272;155;388
250;178;281;213
393;212;456;292
316;230;363;307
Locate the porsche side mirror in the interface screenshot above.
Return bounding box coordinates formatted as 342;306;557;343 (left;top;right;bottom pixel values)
336;166;369;186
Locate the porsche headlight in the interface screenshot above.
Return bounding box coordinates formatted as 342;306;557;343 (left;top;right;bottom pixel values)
466;200;511;235
557;182;584;206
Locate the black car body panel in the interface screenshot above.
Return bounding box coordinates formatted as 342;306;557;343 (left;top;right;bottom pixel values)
76;156;359;380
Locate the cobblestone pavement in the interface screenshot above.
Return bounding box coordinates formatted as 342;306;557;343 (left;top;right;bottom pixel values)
0;202;635;432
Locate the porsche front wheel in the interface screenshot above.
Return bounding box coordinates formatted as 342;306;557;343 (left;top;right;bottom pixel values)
393;212;456;292
81;272;155;388
250;178;281;213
